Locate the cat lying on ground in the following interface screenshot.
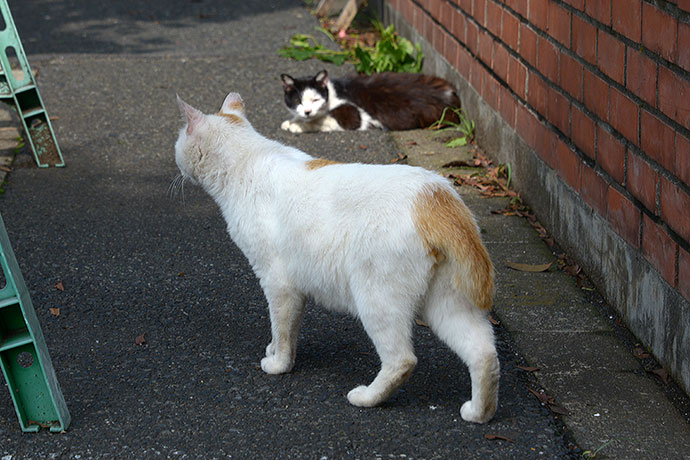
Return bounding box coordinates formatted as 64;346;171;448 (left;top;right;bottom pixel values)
174;92;499;423
280;70;461;132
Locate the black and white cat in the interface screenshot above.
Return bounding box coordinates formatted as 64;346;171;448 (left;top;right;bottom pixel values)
280;70;461;132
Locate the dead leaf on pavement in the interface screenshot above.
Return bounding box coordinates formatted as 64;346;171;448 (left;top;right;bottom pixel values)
390;153;407;163
415;318;429;327
135;333;147;346
649;368;669;384
505;261;554;272
633;347;650;359
517;365;540;372
54;281;65;291
484;433;514;442
49;307;60;317
527;387;570;416
488;314;500;326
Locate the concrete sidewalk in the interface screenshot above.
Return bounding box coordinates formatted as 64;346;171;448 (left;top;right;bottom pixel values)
0;1;688;459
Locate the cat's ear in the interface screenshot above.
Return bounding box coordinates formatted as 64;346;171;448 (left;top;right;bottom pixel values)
315;70;328;87
281;74;295;89
177;94;203;135
220;92;245;115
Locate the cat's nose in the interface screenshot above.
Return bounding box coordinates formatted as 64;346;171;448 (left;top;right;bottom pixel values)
304;110;312;116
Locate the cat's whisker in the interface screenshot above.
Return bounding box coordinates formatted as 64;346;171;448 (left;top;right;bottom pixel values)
168;174;187;203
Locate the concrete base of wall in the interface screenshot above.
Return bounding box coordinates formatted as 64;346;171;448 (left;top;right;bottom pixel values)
380;1;690;397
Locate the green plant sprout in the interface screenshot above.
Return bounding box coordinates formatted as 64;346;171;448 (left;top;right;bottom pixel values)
278;21;423;74
429;106;476;147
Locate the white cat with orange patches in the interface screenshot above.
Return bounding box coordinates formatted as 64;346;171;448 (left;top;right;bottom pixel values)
174;93;500;423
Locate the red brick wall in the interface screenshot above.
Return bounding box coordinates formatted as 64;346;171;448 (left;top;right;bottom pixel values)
386;0;690;302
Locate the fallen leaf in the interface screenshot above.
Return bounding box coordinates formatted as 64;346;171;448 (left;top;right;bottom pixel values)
54;281;65;291
649;368;669;384
484;433;514;442
527;387;570;415
488;314;500;326
359;144;367;150
135;333;147;346
0;166;11;172
505;261;554;272
517;365;540;372
178;272;185;277
441;160;474;168
633;346;650;359
415;318;429;327
49;307;60;317
390;153;407;163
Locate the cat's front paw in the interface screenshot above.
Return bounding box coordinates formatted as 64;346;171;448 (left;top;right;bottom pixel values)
460;400;495;424
280;120;304;133
347;385;380;407
260;355;293;374
265;341;275;357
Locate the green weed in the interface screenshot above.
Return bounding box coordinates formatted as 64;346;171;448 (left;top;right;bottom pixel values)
429;106;476;147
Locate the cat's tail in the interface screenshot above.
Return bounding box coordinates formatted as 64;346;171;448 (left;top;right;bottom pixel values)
414;184;494;310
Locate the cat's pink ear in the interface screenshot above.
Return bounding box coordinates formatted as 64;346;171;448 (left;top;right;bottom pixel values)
177;95;203;135
281;74;295;89
315;70;328;87
220;92;245;115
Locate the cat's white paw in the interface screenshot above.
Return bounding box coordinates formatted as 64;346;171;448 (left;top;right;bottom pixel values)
347;385;379;407
260;355;293;374
280;120;304;133
265;341;275;357
460;400;494;424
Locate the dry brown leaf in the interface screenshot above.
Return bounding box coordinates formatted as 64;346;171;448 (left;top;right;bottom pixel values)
135;333;147;346
49;307;60;317
488;314;500;326
484;433;514;442
54;281;65;291
650;368;669;384
415;318;429;327
505;261;554;272
441;160;474;168
517;365;540;372
633;347;650;359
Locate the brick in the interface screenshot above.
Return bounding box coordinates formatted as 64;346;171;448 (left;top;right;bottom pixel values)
586;0;611;26
581;163;608;216
679;0;690;13
433;22;444;52
486;0;502;36
607;186;641;247
660;176;690;242
658;66;690;129
440;1;454;30
626;47;657;107
676;134;690;185
466;19;479;54
537;128;558;168
548;2;571;47
484;73;500;110
642;3;678;62
572;15;597;64
627;151;659;213
597;125;626;184
680;248;690;302
528;71;549;117
641;110;676;172
537;36;560;83
474;0;487;26
452;7;467;43
572;105;596;159
520;23;538;67
444;31;459;66
502;10;519;50
563;0;584;10
549;87;571;136
611;0;642;42
493;42;510;81
458;46;472;78
509;0;528;17
583;69;609;121
430;0;442;18
516;103;538;149
478;30;494;64
508;55;527;98
642;215;678;286
597;30;626;85
528;0;549;31
556;138;581;190
499;85;517;127
460;0;472;12
560;52;583;101
679;21;690;72
609;87;639;144
470;56;483;91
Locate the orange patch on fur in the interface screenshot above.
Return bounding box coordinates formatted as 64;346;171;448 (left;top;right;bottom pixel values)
305;158;341;170
219;113;244;124
414;185;494;310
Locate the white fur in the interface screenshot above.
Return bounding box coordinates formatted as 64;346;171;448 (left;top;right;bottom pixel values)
176;94;499;423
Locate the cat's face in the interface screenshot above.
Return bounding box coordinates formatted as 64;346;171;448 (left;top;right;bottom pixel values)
281;71;330;120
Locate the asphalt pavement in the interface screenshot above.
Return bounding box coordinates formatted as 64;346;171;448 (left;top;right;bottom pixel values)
0;1;688;459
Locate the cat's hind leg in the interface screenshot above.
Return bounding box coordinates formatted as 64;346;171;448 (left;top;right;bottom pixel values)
422;280;499;423
347;292;417;407
260;284;305;375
